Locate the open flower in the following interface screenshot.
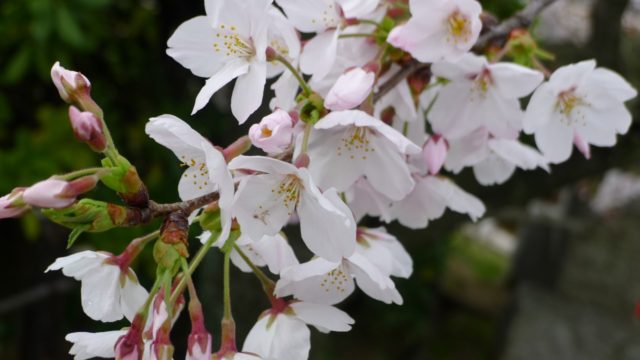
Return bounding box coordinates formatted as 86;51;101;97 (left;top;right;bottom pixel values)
305;110;421;200
356;227;413;279
167;0;296;122
46;251;148;322
243;301;353;360
66;330;127;360
523;60;637;163
388;175;485;229
275;252;403;305
387;0;483;63
229;156;356;261
430;53;544;139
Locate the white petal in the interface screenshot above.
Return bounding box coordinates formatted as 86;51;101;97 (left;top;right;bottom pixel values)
277;0;341;32
166;16;224;78
522;82;557;133
347;253;403;305
490;63;544;99
276;258;354;305
120;273;149;322
231;61;267;124
242;315;277;358
203;141;234;244
297;175;356;261
66;330;126;360
146;114;206;162
534;119;574;164
300;29;339;80
290;302;354;332
192;60;250;115
228;155;297;175
489;139;549;172
473;155;516;186
426;176;485;221
233;174;293;241
252;233;299;274
80;265;123;322
364;135;416;200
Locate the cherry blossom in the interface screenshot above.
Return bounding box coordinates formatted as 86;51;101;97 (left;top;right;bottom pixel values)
387;0;483;63
66;330;127;360
325;67;376;111
356;227;413;279
51;62;91;103
46;251;148;322
275;252;403;305
243;301;353;360
304;110;421;200
229;156;356;261
430;53;544;139
167;0;296;122
249;109;295;154
523;60;637;163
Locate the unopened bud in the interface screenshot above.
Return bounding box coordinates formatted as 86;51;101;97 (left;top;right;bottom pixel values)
0;188;29;219
294;153;310;168
51;62;91;104
422;135;448;175
248;109;294;154
155;211;189;269
100;155;149;207
115;316;144;360
265;46;278;62
69;106;106;152
23;179;76;209
325;67;375;111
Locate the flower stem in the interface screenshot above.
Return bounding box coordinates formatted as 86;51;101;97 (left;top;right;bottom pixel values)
77;93;119;160
300;122;313;154
223;250;232;320
274;54;312;96
137;276;162;320
54;167;106;181
169;233;217;305
339;33;373;39
233;244;275;298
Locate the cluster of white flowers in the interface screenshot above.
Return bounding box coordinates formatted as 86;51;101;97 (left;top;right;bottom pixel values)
1;0;636;359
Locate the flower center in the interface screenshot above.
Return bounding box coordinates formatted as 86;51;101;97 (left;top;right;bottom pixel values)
213;24;256;59
319;265;349;293
272;174;303;215
336;126;375;161
260;126;273;138
556;88;589;126
179;155;210;191
470;68;493;101
446;11;471;44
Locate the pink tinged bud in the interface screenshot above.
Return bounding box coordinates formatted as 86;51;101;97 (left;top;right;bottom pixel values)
115;326;143;360
187;333;212;360
69;106;106;152
22;179;76;208
62;175;100;197
325;67;376;111
248;109;294;154
0;189;29;219
51;62;91;103
573;131;591;159
423;135;448;175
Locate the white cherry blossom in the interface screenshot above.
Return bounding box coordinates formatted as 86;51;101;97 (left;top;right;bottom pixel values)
389;175;485;229
305;110;421;200
243;301;353;360
275;252;403;305
325;67;376;111
229;156;356;262
430;53;544;139
523;59;637;163
356;227;413;279
387;0;482;63
46;251;148;322
167;0;296;122
66;330;127;360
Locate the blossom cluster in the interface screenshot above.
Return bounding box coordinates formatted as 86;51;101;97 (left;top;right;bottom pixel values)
0;0;637;359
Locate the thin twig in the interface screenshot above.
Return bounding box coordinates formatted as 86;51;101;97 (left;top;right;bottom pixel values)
148;191;220;218
373;60;429;102
474;0;559;49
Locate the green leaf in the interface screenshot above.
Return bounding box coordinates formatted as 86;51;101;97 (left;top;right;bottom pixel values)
56;6;88;48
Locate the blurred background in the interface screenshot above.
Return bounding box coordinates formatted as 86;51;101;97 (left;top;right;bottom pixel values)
1;0;640;359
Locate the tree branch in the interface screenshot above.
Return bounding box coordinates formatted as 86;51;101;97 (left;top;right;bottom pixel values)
148;191;220;218
373;60;429;103
474;0;559;49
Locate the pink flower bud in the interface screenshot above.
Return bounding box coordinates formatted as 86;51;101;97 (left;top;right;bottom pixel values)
22;179;75;209
69;106;106;152
325;67;375;111
51;62;91;103
573;131;590;159
0;189;29;219
115;321;143;360
248;109;294;154
187;332;212;360
423;135;448;175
